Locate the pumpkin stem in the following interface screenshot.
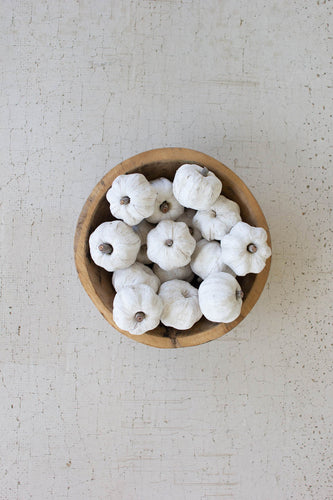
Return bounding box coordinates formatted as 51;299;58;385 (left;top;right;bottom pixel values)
247;243;257;253
165;239;173;247
160;201;170;213
135;311;146;322
236;289;244;300
201;167;209;177
189;227;194;236
120;195;130;205
141;243;147;251
98;243;113;254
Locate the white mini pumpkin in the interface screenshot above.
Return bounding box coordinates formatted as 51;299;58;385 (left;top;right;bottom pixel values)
112;262;160;293
147;177;184;223
176;209;202;241
89;221;140;272
173;164;222;210
147;220;196;271
193;195;241;240
221;221;271;275
198;272;243;323
113;284;163;335
106;173;156;226
132;220;154;264
153;263;194;284
190;239;233;280
159;280;202;330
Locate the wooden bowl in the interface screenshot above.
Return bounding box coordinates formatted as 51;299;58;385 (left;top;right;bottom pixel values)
74;148;271;348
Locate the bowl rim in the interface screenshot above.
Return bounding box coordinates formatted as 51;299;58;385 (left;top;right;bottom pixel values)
74;147;271;348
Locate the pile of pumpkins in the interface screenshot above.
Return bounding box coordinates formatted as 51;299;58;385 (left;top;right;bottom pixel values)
89;164;271;335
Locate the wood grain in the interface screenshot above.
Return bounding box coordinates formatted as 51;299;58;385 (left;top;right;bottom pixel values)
74;147;271;348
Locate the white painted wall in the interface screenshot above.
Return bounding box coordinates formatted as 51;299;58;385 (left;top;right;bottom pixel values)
1;1;332;499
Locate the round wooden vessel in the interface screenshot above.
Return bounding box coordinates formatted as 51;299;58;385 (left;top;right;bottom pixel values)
74;148;271;348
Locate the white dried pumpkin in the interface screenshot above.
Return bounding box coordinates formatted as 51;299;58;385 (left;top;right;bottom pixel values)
147;177;184;223
198;272;243;323
190;239;234;280
173;164;222;210
132;220;154;264
221;221;271;275
112;262;160;293
193;195;241;241
113;284;163;335
159;280;202;330
106;173;156;226
89;221;140;272
147;220;196;271
176;209;202;241
153;263;194;284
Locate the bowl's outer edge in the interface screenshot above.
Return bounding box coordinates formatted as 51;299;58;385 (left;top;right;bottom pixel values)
74;147;271;348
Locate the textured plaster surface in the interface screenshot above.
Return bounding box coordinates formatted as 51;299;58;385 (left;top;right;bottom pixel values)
1;1;332;499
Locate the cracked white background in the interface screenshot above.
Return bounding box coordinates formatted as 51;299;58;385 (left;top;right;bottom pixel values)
1;1;332;499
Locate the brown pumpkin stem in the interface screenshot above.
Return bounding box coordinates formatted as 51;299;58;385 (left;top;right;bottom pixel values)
211;210;217;218
247;243;257;253
165;239;173;247
141;243;147;251
135;311;145;322
160;201;170;213
98;243;113;254
201;167;209;177
236;289;244;300
120;195;130;205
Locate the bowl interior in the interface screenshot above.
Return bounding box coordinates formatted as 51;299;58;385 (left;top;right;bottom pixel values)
83;157;264;341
